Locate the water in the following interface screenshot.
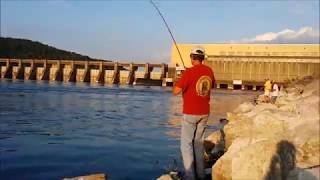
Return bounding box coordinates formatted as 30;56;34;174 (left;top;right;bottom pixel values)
0;80;258;180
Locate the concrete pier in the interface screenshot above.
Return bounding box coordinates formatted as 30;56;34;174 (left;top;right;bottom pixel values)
0;59;169;86
81;61;90;82
160;63;168;80
127;63;137;85
25;60;36;80
50;61;62;81
41;60;50;80
1;59;12;79
112;62;120;84
12;60;24;80
144;63;152;79
96;61;105;83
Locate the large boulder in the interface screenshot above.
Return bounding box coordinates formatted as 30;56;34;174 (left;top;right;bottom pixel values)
156;174;173;180
213;138;296;180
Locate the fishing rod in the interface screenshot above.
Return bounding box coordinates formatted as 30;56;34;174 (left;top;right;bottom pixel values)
150;0;186;69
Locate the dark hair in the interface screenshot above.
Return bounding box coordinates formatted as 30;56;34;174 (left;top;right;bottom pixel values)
190;54;205;61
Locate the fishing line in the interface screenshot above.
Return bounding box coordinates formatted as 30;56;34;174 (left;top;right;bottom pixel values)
150;0;186;69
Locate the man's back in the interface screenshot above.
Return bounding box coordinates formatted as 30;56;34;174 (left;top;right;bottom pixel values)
176;64;215;115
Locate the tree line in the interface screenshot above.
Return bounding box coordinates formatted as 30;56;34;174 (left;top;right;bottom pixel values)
0;37;100;61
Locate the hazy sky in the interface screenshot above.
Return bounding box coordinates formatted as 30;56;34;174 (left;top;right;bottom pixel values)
1;0;319;63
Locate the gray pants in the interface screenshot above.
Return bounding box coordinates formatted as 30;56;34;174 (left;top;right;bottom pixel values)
181;114;208;180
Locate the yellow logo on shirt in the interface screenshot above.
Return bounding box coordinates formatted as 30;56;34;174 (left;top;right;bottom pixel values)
196;76;212;97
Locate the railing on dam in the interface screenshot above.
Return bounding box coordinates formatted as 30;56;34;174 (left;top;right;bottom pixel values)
204;55;320;90
0;59;171;86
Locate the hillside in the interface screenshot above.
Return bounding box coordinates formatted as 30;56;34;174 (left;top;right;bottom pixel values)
0;37;101;61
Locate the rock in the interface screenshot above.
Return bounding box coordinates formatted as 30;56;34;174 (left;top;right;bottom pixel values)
205;130;223;145
204;129;226;168
233;102;254;114
287;166;320;180
63;173;106;180
256;94;269;103
226;112;239;122
223;116;253;149
213;139;298;180
157;171;181;180
278;103;298;113
290;120;320;169
243;103;277;119
157;174;173;180
296;95;319;121
210;79;320;180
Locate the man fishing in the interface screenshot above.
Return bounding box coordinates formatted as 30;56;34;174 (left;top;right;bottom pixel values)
172;46;215;180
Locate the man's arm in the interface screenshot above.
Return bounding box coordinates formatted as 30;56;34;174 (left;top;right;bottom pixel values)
172;69;187;96
172;85;182;96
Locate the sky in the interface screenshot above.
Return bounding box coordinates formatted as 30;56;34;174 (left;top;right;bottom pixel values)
1;0;319;63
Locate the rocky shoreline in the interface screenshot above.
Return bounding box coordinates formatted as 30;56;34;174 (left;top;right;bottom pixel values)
206;77;319;180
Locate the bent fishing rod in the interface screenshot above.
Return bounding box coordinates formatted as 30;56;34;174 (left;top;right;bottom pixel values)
150;0;186;69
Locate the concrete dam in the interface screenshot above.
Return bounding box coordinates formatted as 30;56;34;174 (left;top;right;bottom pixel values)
0;59;170;86
1;44;319;89
171;44;320;90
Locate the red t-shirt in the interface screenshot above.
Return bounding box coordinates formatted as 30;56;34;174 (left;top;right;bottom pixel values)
175;64;215;115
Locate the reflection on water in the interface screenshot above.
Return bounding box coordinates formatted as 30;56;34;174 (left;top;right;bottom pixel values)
0;80;257;180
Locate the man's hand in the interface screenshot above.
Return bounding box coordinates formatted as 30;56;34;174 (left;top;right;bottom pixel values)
172;86;182;96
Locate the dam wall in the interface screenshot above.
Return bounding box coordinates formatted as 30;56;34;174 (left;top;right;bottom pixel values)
171;44;320;90
205;56;320;90
0;59;170;86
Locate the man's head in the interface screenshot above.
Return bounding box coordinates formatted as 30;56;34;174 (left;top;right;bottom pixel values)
190;46;205;63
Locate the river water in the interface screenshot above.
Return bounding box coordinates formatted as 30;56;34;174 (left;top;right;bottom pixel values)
0;80;258;180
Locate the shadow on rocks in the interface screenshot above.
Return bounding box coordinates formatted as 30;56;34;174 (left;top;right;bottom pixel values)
265;140;318;180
